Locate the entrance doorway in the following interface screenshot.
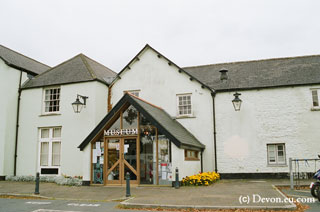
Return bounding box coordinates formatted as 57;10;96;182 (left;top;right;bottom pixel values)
105;137;138;185
90;104;173;186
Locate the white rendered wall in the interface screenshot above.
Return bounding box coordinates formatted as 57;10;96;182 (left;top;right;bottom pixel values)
0;59;28;176
171;144;201;180
111;48;215;173
215;86;320;174
82;145;91;181
17;81;108;177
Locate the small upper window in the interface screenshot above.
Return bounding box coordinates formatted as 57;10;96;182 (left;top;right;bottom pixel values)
184;149;199;161
177;94;192;116
267;143;286;165
44;88;60;113
124;90;140;97
311;89;320;108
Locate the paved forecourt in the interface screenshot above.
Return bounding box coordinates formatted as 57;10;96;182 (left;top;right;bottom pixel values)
122;180;296;210
0;179;300;210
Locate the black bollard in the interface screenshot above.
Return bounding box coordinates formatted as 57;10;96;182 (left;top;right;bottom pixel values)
126;172;131;197
175;167;180;189
34;172;40;195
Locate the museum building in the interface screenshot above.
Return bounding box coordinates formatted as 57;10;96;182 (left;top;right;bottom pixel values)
1;44;320;185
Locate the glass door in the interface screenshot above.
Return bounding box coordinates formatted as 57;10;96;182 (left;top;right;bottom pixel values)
106;139;121;184
105;138;138;185
123;138;138;184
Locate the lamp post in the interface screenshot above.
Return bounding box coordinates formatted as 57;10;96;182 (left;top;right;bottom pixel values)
232;92;242;111
72;94;88;113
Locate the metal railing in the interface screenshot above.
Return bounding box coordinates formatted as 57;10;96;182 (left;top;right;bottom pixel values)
289;158;320;189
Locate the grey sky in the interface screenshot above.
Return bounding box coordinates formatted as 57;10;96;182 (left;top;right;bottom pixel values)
1;0;320;72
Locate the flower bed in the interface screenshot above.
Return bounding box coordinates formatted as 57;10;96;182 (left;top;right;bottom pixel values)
5;175;83;186
182;172;220;186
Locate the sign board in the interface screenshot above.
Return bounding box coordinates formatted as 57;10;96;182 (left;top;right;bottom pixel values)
104;128;138;136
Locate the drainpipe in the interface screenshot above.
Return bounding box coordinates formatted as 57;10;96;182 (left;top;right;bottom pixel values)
200;150;203;173
14;71;23;176
211;91;218;173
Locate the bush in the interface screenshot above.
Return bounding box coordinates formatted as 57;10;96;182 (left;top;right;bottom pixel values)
5;175;83;186
182;172;220;186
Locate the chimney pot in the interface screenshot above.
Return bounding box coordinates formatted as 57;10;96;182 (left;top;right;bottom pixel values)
219;69;228;81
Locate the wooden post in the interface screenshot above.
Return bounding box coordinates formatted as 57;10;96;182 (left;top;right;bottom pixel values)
104;138;107;186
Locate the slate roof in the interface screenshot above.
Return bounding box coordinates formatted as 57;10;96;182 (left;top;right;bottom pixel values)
0;44;50;75
78;93;205;151
22;54;116;89
183;55;320;91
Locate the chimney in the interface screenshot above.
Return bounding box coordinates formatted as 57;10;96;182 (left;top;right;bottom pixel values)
219;69;228;81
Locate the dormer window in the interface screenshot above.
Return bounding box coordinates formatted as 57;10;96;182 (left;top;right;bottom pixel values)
43;87;60;113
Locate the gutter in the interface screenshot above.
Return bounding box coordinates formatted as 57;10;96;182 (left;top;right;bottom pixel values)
14;71;23;176
211;91;218;173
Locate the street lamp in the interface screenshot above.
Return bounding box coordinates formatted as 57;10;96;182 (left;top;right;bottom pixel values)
232;92;242;111
72;94;88;113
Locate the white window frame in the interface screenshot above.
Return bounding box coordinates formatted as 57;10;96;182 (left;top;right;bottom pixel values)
267;143;286;165
38;127;62;175
311;88;320;109
124;90;140;97
176;93;193;117
42;87;61;114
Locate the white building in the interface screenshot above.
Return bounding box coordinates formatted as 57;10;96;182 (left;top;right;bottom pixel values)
0;45;50;180
1;44;320;185
16;53;116;179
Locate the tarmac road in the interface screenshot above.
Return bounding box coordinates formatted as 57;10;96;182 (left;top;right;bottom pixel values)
0;198;144;212
281;188;320;212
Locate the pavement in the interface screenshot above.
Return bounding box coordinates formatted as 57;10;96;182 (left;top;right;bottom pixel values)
0;179;316;210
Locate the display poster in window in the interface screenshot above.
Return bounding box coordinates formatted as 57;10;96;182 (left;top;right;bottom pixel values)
96;148;101;156
161;163;167;171
124;144;129;154
92;149;97;163
161;171;167;180
96;142;100;149
167;172;172;180
116;143;120;151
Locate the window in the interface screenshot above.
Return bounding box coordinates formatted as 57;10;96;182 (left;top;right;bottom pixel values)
311;89;320;108
177;94;192;116
44;87;60;113
39;127;61;174
124;90;140;97
185;149;199;161
267;144;286;165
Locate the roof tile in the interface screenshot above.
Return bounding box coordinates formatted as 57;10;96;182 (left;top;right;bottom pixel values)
0;45;50;75
22;53;116;89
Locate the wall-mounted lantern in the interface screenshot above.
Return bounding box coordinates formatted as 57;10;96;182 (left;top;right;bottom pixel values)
72;94;88;113
232;92;242;111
